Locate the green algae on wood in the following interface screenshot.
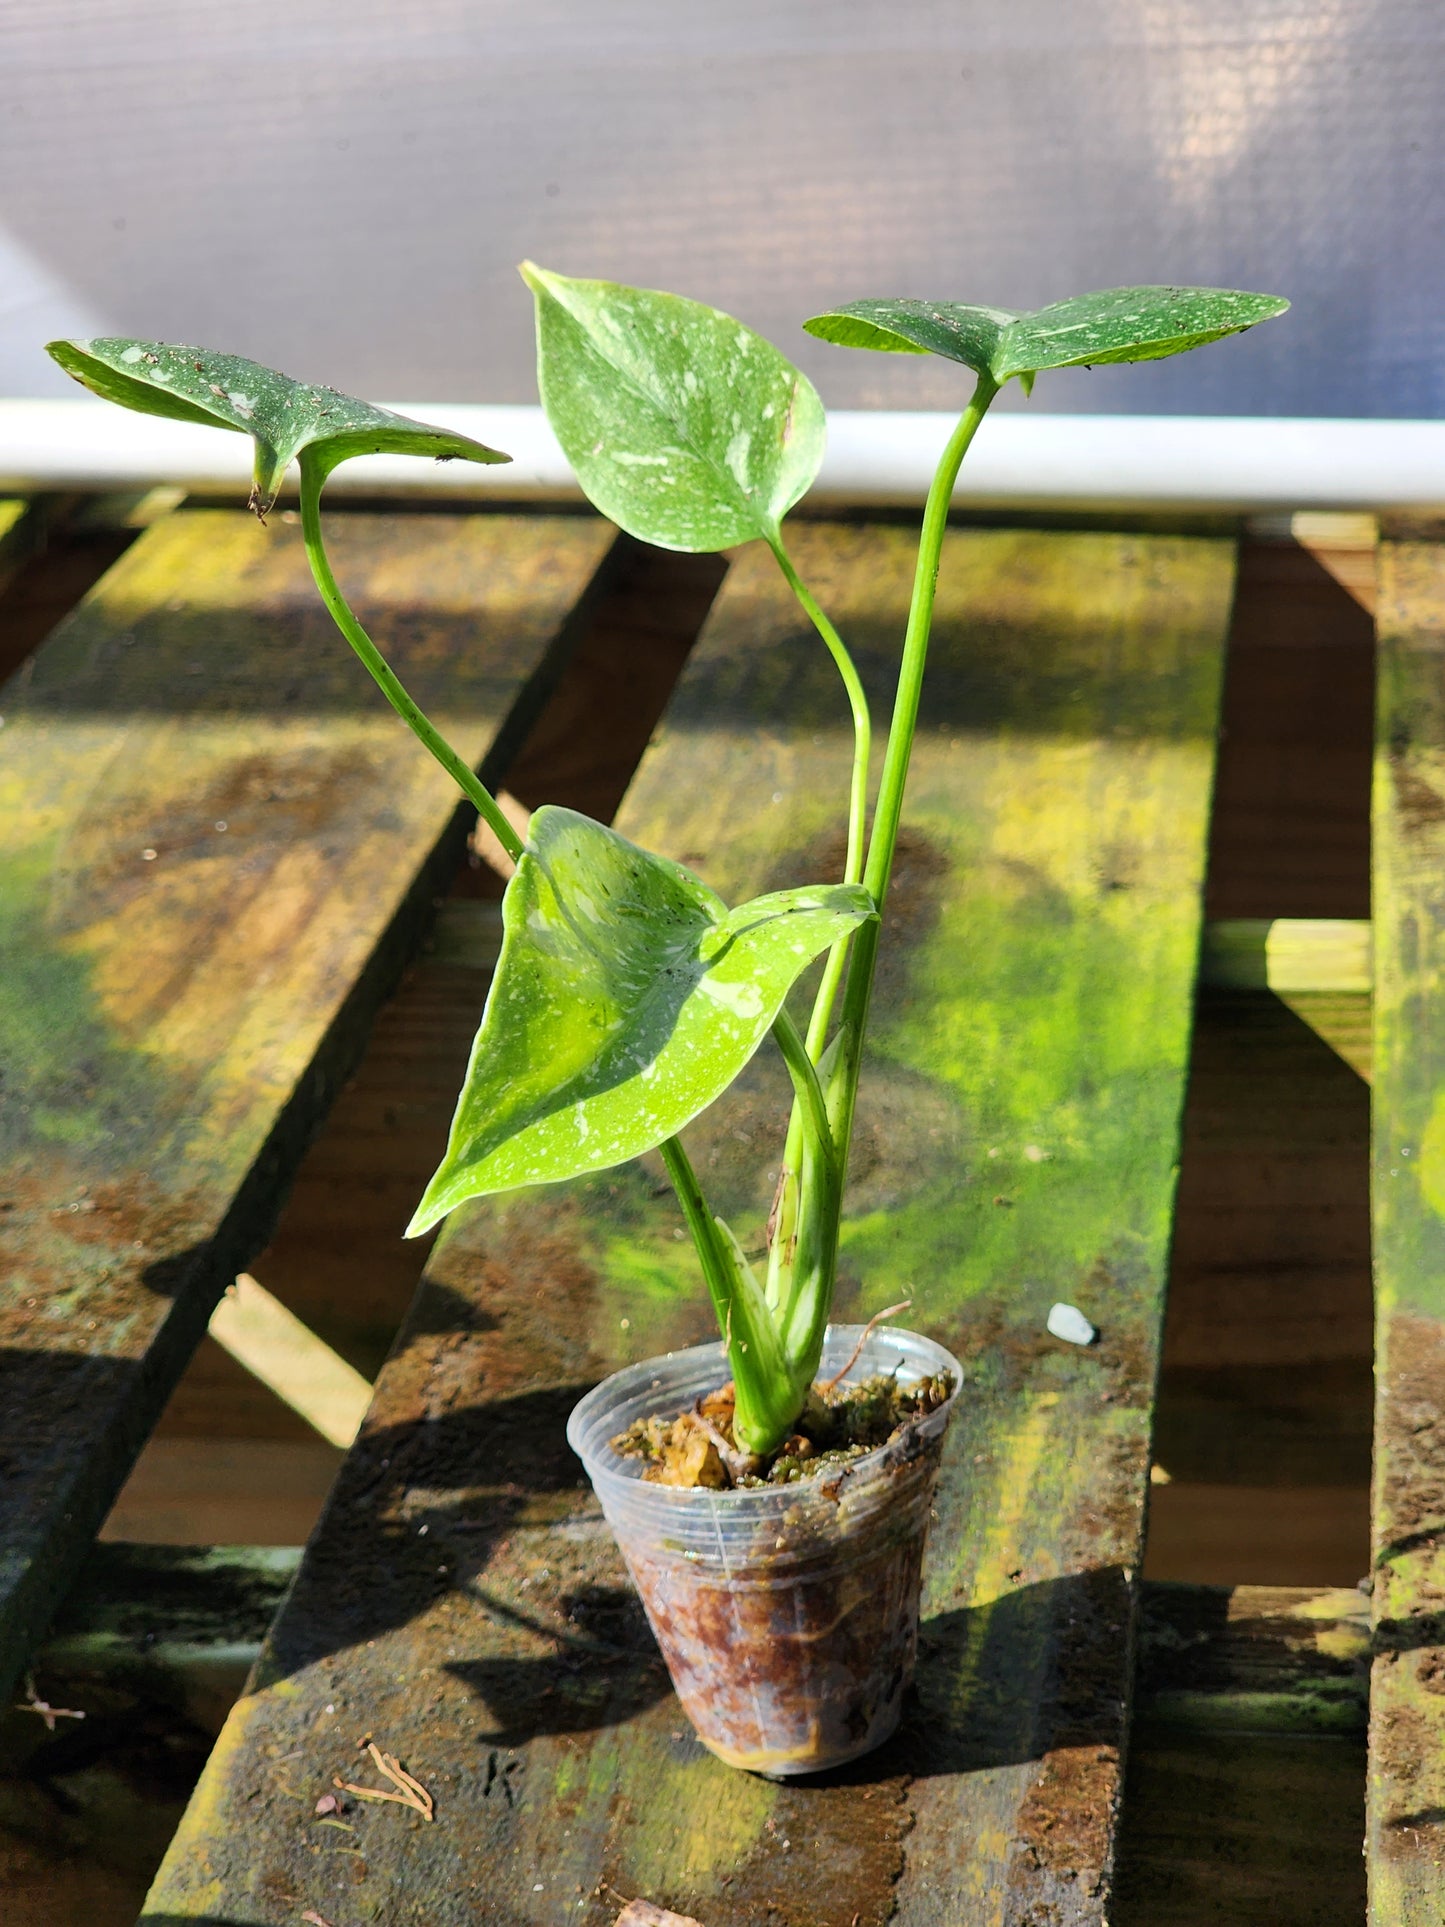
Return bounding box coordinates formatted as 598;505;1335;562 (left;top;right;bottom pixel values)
144;521;1232;1927
1368;530;1445;1924
0;507;615;1704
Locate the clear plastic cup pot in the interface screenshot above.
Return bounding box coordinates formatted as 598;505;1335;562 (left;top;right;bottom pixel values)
566;1323;961;1777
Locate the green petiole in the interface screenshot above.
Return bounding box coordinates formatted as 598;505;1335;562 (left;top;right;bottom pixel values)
297;455;525;866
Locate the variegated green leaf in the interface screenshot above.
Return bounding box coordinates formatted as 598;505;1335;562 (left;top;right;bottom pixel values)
45;337;509;513
522;263;824;551
804;285;1288;386
408;806;873;1231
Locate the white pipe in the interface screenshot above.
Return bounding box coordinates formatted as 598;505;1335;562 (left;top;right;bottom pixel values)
1;398;1442;512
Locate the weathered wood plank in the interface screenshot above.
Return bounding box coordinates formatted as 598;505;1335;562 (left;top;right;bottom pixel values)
1146;975;1374;1590
1367;529;1445;1922
0;1544;300;1927
0;507;615;1701
1;1567;1365;1927
145;522;1234;1926
1205;522;1376;922
0;497;30;574
1116;1584;1368;1927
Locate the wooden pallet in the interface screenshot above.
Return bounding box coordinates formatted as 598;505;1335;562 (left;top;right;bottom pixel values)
122;520;1233;1924
2;1547;1370;1927
0;497;1398;1923
0;502;616;1699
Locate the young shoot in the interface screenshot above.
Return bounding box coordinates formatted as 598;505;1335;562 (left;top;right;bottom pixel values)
48;276;1286;1460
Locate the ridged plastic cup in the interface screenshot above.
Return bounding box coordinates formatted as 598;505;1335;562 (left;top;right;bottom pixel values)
567;1324;961;1776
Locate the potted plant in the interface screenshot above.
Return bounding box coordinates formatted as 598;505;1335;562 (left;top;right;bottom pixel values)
47;271;1285;1775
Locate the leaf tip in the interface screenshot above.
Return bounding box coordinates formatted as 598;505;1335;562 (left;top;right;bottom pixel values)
403;1192;446;1239
45;338;89;378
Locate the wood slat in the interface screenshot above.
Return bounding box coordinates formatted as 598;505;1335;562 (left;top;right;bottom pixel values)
145;521;1235;1927
0;1559;1365;1927
0;506;615;1701
1368;529;1445;1921
1;1544;301;1927
1116;1583;1369;1927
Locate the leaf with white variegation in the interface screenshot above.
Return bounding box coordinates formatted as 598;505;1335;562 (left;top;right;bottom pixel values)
408;807;874;1231
521;263;825;552
804;285;1288;386
45;337;509;513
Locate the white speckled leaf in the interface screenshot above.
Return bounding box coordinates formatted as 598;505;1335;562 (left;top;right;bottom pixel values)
802;300;1018;372
408;807;873;1231
991;285;1289;379
804;286;1288;385
45;337;509;512
521;263;824;552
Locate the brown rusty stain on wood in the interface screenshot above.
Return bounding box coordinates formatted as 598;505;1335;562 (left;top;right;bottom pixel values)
144;523;1234;1925
0;507;615;1700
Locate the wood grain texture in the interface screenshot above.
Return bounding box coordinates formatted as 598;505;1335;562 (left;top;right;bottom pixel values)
143;522;1233;1926
1117;1596;1367;1927
0;1545;301;1927
1204;535;1376;922
1147;985;1373;1589
1367;532;1445;1921
0;1568;1363;1927
0;506;615;1702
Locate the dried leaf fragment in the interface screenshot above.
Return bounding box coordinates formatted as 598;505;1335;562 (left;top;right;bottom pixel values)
14;1673;85;1732
615;1903;707;1927
333;1740;435;1820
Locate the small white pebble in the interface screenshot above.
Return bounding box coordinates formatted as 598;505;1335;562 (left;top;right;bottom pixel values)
1047;1302;1097;1347
1023;1144;1048;1163
418;1523;429;1535
534;1883;545;1892
141;848;157;861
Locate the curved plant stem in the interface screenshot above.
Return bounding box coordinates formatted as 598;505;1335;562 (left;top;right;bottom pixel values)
297;455;525;864
660;1134;794;1450
659;1135;733;1313
767;534;871;894
790;374;999;1370
771;1008;835;1172
764;537;872;1313
863;375;998;904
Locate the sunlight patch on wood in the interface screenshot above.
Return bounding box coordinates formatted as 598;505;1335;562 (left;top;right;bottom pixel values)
208;1274;373;1449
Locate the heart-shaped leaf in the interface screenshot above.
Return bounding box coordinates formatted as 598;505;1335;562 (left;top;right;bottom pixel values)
45;337;509;513
522;263;825;552
805;285;1288;386
408;806;874;1232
